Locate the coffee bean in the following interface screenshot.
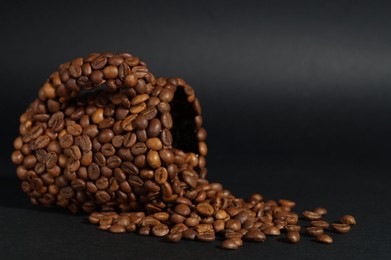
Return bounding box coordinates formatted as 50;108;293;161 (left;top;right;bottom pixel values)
67;123;82;136
221;239;239;250
109;224;126;233
285;225;301;232
314;207;328;216
103;66;118;79
278;199;296;208
152;224;170;237
146;119;162;139
146;138;162;150
244;228;266;242
161;129;172;146
91;56;107;70
196;202;214;217
154;167;168;184
341;215;356;225
196;232;215;242
331;223;351;234
305;226;324;236
122;114;137;131
302;211;322;220
161;113;173;129
124;73;138;87
287;231;300;243
182;228;197;240
147;150;161;168
316;234;333;244
263;226;280;236
166;232;182;242
311;220;330;228
121;161;139;175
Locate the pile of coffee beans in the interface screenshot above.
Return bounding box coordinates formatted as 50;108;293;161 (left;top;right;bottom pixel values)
11;52;356;250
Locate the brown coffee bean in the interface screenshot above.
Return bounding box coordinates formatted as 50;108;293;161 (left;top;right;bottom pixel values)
159;88;175;103
147;150;161;168
166;232;182;242
196;232;215;242
66;123;82;136
103;66;118;79
146;138;162;150
287;231;300;243
182;228;197;240
133;115;148;130
278;199;296;208
124;73;138;87
316;234;333;244
69;145;82;160
23;155;37;169
83;125;99;138
11;151;24;165
152;224;170;237
331;223;351;234
59;134;74;149
153;212;169;221
175;204;191;216
225;219;241;231
121;161;139;175
109;224;126;233
32;135;50;150
264;226;280;236
98;129;114;143
95;191;111;203
196;202;214;217
311;220;330;228
122;114;137;131
305;226;324;236
314;207;328;216
221;239;239;250
302;211;322;220
244;228;266;242
341;215;356;225
161;113;173;129
42;82;56;98
154;167;168;184
147;119;162;137
161;129;172;146
285;225;301;232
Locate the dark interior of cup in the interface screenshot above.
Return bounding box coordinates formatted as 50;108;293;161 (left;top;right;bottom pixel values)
170;87;199;154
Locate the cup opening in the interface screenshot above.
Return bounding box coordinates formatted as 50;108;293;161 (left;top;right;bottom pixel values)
170;87;199;154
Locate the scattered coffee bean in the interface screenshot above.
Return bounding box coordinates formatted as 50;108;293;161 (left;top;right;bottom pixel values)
305;226;324;236
221;239;239;250
287;231;300;243
316;234;333;244
331;223;351;234
341;215;356;225
302;211;322;220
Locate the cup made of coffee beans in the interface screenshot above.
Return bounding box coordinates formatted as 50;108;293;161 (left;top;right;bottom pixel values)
11;52;356;250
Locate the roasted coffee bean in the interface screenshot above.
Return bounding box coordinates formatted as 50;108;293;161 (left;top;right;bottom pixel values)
314;207;328;216
302;211;322;220
341;215;356;225
147;150;161;168
305;226;324;236
287;231;300;243
285;225;301;232
264;226;280;236
196;232;215;242
331;223;351;234
316;234;333;244
59;134;74;149
161;113;173;129
161;129;172;146
147;118;162;137
67;124;83;136
221;239;239;250
196;202;214;217
311;220;330;228
244;228;266;242
152;224;170;237
154;167;168;184
182;228;197;240
166;232;181;242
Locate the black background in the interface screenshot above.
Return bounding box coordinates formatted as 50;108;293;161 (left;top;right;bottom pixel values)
1;0;391;259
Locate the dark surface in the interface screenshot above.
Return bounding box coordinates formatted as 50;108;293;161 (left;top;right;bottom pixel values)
1;0;391;259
